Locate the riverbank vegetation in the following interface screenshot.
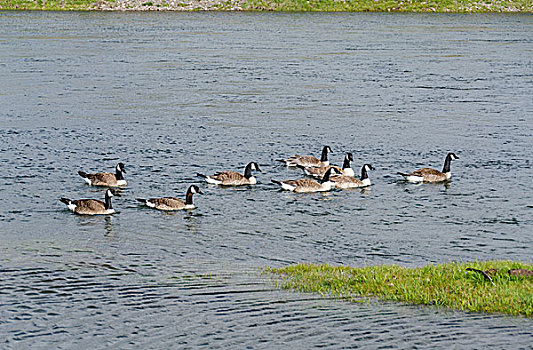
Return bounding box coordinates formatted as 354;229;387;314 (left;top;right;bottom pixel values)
268;260;533;317
1;0;531;11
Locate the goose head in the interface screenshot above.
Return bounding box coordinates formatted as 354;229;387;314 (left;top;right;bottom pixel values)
106;189;120;198
447;152;459;161
346;152;354;162
188;185;203;195
116;162;126;174
249;162;261;172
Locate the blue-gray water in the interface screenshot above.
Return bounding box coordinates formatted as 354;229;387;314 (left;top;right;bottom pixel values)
1;11;532;348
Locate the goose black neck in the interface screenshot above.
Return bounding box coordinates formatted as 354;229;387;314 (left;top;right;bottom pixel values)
104;193;113;210
185;188;194;205
342;157;351;170
244;164;253;179
361;166;369;180
321;170;332;183
115;169;124;180
442;155;452;173
320;147;329;162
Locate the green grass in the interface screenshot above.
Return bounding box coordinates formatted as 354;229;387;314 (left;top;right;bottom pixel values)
242;0;532;12
1;0;531;11
0;0;110;10
268;260;533;317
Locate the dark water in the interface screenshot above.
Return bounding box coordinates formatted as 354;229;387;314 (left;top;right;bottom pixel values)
1;11;532;348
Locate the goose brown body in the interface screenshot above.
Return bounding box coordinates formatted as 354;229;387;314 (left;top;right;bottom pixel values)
331;164;373;189
330;175;366;189
272;167;339;193
137;185;202;211
404;168;449;182
68;199;111;215
398;153;459;183
281;146;332;168
143;197;189;210
207;171;255;186
197;162;261;186
78;163;127;187
60;189;116;215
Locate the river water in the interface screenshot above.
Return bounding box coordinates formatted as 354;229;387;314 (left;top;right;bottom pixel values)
1;11;532;348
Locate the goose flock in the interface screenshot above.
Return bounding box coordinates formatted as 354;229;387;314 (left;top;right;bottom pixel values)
60;146;459;215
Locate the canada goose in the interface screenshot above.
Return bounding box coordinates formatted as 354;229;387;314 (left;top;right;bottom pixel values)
397;153;459;183
197;162;261;186
60;189;118;215
331;164;374;189
136;185;203;211
78;162;127;187
271;167;340;193
279;145;332;167
298;152;354;179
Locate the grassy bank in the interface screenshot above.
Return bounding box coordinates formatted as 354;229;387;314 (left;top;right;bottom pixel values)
268;260;533;317
1;0;531;11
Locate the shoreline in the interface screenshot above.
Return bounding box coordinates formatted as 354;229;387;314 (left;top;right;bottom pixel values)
1;0;531;12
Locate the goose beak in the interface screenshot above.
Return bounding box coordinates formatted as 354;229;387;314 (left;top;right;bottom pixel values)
197;189;204;195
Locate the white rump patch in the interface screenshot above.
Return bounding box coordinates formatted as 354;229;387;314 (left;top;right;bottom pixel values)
404;175;424;183
205;177;222;185
280;182;296;191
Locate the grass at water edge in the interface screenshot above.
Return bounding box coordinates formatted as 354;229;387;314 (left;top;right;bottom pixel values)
267;260;533;317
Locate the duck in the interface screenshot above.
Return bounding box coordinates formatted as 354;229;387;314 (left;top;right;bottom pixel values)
271;167;340;193
197;162;261;186
60;189;118;215
297;152;354;179
331;164;374;189
397;152;459;182
279;145;332;167
136;185;202;211
78;162;127;187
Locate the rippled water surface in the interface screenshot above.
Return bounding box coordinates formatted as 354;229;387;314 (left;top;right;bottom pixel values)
1;11;532;348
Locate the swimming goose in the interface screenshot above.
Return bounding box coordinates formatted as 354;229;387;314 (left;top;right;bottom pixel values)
331;164;374;189
397;153;459;182
298;152;354;179
279;145;332;167
78;162;127;187
60;189;118;215
197;162;261;186
271;167;340;193
136;185;203;211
